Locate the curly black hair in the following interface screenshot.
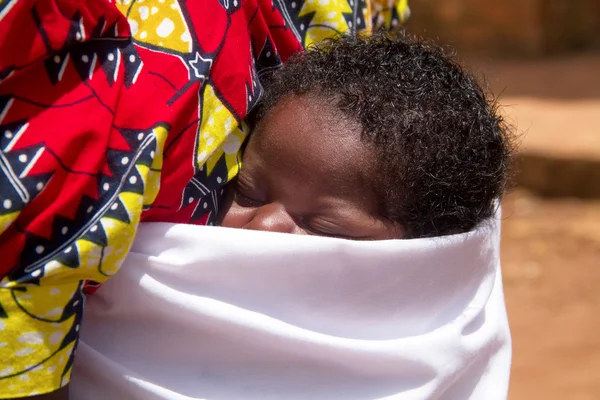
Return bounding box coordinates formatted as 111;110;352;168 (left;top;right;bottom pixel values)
255;32;514;238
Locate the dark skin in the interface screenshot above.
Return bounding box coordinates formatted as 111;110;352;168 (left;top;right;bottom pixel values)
10;97;401;400
220;95;404;240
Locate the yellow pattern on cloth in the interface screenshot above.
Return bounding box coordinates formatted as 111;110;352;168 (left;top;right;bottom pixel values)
301;0;410;47
116;0;193;54
300;0;353;47
371;0;410;31
0;0;409;397
0;284;82;396
0;124;169;397
196;84;249;181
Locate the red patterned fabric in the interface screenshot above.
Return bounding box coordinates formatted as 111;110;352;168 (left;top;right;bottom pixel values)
0;0;299;278
0;0;409;396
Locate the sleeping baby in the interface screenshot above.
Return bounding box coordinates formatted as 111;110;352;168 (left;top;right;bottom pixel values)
219;32;513;240
69;33;514;400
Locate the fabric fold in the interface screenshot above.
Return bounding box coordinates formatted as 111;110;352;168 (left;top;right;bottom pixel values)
71;217;511;400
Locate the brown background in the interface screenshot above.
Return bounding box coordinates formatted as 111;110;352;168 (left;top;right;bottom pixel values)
406;0;600;58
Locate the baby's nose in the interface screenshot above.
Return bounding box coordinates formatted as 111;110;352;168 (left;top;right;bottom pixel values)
244;203;298;234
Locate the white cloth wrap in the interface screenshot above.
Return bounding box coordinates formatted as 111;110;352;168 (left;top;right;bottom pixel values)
71;218;511;400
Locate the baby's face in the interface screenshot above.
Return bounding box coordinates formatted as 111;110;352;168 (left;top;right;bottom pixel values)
219;95;403;240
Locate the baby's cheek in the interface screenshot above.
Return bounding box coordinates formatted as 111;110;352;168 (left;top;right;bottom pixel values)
218;191;249;228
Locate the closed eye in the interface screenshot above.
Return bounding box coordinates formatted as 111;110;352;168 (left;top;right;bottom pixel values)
233;186;264;208
300;217;369;240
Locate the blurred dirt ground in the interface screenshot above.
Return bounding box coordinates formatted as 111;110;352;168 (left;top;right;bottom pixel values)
501;190;600;400
481;54;600;400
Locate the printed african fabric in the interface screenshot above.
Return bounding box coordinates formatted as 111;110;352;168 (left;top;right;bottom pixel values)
0;0;409;397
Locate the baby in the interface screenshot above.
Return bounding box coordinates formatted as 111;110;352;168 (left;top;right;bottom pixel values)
68;34;514;400
219;33;513;240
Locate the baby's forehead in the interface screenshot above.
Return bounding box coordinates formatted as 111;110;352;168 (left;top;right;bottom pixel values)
250;96;378;192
